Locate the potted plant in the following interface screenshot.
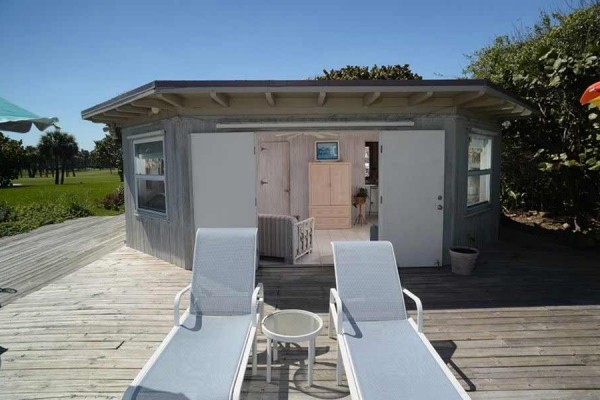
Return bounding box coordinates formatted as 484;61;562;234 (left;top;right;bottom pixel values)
353;187;369;207
449;235;479;275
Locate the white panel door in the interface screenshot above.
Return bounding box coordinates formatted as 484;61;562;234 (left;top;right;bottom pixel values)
190;132;257;229
379;130;445;267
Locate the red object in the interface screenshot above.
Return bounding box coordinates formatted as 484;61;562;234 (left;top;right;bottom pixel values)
580;81;600;106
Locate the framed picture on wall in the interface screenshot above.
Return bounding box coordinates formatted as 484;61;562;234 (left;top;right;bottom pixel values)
315;141;340;161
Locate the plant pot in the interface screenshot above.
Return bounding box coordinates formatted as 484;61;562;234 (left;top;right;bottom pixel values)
355;196;366;205
449;247;479;275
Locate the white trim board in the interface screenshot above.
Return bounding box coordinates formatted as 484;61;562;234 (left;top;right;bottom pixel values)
470;127;500;137
216;121;414;130
131;132;168;219
126;130;166;140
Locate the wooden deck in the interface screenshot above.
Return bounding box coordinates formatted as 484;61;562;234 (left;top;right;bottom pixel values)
1;228;599;399
0;215;125;306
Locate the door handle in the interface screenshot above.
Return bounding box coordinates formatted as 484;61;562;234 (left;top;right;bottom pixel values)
260;180;268;185
284;189;290;193
437;205;443;210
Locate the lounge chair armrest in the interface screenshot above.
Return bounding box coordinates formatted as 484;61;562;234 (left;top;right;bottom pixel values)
329;288;343;335
251;283;264;327
173;284;191;327
402;288;423;333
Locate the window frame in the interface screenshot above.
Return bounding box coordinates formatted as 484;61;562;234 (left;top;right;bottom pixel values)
131;132;167;218
466;133;493;210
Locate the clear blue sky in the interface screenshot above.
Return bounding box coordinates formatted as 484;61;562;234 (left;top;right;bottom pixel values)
1;0;562;150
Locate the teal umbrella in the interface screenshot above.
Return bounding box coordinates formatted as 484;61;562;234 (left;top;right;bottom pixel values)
0;96;59;133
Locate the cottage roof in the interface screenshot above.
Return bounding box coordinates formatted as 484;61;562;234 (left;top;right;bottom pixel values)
82;79;534;124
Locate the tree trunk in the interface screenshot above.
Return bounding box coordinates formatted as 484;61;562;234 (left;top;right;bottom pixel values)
54;166;59;184
60;162;66;184
118;168;124;182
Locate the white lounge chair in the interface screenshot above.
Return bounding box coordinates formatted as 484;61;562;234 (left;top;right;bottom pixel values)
123;228;263;400
329;241;470;400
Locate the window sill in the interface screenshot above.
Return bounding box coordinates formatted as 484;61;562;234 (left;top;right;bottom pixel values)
134;210;169;222
465;203;492;218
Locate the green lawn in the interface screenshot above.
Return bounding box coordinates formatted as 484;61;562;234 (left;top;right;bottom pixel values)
0;169;123;216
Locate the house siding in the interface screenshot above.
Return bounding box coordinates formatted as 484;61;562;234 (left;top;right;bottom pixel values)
122;113;501;269
452;116;503;250
122;118;216;269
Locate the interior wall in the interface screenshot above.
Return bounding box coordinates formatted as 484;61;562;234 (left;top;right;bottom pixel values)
256;131;378;222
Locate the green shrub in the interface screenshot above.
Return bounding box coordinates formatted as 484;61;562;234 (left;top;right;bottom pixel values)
0;201;13;222
0;196;93;238
63;200;93;218
100;184;124;211
465;4;600;221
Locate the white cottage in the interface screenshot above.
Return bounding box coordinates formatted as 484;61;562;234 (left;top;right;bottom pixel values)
82;80;533;269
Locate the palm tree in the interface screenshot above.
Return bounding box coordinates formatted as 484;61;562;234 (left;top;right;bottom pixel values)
38;131;79;185
38;131;60;184
23;146;40;178
58;135;78;184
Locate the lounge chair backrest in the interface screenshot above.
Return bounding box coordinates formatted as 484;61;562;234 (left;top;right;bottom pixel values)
190;228;257;316
332;241;407;322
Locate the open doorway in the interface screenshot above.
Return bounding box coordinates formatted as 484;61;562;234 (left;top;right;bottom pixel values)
365;140;379;224
255;131;378;265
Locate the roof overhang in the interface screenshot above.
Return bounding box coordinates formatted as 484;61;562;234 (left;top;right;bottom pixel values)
81;79;535;124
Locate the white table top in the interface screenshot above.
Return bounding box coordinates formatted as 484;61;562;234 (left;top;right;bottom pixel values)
261;309;323;342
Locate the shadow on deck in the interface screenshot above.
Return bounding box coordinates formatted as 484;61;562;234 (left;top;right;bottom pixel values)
259;226;600;314
246;227;600;398
0;226;599;399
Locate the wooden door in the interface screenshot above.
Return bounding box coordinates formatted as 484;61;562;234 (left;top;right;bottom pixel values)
330;163;351;205
309;163;331;206
379;130;445;267
257;142;290;215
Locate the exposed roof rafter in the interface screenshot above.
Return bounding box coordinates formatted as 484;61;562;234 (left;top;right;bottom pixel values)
363;92;381;107
408;91;434;106
101;113;128;119
115;105;147;115
485;105;527;116
317;91;327;107
265;92;276;107
210;92;230;107
476;101;516;113
131;99;175;111
157;94;185;108
453;90;485;106
464;98;506;108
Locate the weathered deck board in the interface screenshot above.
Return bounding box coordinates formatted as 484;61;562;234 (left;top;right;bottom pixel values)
0;215;125;306
0;229;599;399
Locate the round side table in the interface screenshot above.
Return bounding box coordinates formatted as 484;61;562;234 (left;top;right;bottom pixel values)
261;309;323;386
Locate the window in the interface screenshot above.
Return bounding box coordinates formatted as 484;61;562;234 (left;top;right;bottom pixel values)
467;134;492;207
133;135;166;215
